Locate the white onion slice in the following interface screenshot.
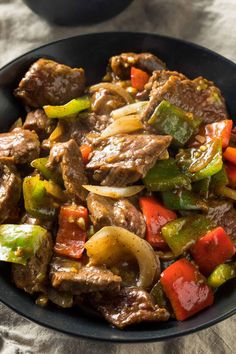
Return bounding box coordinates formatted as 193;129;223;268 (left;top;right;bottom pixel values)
89;83;133;104
82;185;144;198
100;115;143;139
85;226;159;289
111;101;149;120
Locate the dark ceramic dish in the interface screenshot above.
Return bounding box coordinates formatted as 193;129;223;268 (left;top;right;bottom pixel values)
22;0;134;25
0;32;236;342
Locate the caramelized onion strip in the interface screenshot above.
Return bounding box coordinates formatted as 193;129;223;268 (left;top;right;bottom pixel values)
100;115;143;139
82;185;144;198
85;226;160;289
111;101;148;120
89;83;133;104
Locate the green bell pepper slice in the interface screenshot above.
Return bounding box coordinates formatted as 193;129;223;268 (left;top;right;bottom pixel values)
150;281;170;310
210;166;229;191
161;215;214;256
143;158;191;191
162;190;208;211
31;157;52;181
207;263;236;288
177;139;222;181
23;175;58;220
31;157;63;185
43;96;91;118
194;148;222;181
0;224;48;265
192;177;211;199
43;179;66;201
148;100;202;146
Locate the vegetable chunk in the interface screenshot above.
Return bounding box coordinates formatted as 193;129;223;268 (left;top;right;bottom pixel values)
190;227;235;275
161;259;214;321
54;205;88;259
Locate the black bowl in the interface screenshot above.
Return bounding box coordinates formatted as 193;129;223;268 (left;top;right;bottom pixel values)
22;0;134;26
0;32;236;342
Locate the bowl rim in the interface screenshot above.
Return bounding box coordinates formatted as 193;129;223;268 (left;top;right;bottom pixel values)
0;31;236;342
1;31;235;71
1;293;236;343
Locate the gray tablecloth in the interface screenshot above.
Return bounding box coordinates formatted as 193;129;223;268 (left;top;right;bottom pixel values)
0;0;236;353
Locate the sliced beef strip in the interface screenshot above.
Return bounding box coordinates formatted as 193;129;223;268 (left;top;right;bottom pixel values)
147;70;187;90
86;134;172;186
15;58;85;108
47;139;88;202
137;70;187;100
85;112;113;133
12;232;53;294
21;213;54;231
23;109;55;140
142;75;229;124
0;128;40;164
89;286;170;329
46;256;83;308
0;163;21;224
108;52;166;80
43;113;111;151
51;264;121;295
87;193;146;238
91;89;126;115
69;112;112;141
50;255;84;274
205;200;236;245
42;119;89;151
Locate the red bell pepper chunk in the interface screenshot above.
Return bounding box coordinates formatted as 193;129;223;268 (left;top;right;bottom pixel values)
223;146;236;165
139;196;176;249
160;258;214;321
189;120;232;149
79;144;92;165
190;227;235;275
131;67;150;91
205;120;232;149
54;205;89;259
225;162;236;187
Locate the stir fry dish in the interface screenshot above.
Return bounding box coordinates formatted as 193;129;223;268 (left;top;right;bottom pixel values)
1;52;236;329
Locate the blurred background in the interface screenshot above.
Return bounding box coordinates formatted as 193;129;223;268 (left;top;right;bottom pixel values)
0;0;236;69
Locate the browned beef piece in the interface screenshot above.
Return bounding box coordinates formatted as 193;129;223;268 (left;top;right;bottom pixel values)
51;264;121;295
0;128;40;164
42;119;89;150
205;200;236;245
50;255;84;274
86;134;172;186
147;70;187;89
15;59;85;108
12;233;53;294
21;213;54;231
0;164;21;223
87;193;146;237
143;75;228;124
43;113;111;151
108;52;166;80
85;113;113;133
137;70;187;100
47;139;88;202
90;286;170;329
91;89;126;115
23;109;55;140
69;113;112;141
